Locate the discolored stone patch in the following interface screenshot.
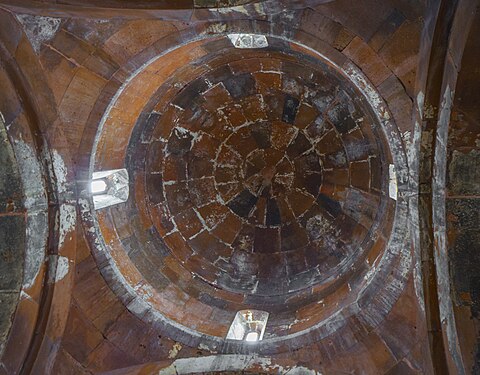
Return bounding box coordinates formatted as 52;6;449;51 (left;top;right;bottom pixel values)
0;120;25;356
227;190;258;218
282;95;300;124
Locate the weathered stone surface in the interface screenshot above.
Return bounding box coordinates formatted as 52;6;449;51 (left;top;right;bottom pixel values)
0;118;25;357
0;0;446;373
448;150;480;195
0;292;18;354
447;199;480;341
0;127;23;214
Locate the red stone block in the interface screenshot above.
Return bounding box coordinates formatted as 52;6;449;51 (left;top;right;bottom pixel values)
295;102;319;129
173;208;204;239
350;160;371;192
344;36;391;86
62;304;104;364
164;231;194;262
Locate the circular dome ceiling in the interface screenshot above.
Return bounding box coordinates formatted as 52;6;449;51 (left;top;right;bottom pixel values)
84;32;405;353
141;53;387;299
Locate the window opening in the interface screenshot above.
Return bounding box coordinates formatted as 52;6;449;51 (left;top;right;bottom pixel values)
389;164;397;200
228;34;268;49
90;179;108;194
226;309;269;342
90;168;129;209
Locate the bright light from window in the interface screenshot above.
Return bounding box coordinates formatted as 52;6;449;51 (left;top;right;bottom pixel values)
226;309;269;342
227;34;268;49
91;179;107;194
389;164;397;201
91;169;129;209
245;332;259;342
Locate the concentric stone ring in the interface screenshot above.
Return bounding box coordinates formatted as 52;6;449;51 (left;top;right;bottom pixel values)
141;50;389;303
89;33;401;350
217;121;320;227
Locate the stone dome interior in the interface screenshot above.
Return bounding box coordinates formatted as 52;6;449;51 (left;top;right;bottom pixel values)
90;36;397;347
0;1;479;374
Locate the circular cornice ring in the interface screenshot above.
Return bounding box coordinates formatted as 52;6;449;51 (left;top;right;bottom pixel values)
80;24;410;354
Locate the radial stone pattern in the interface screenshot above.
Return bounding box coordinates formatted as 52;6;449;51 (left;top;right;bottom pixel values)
3;0;480;372
92;36;396;348
143;54;387;296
